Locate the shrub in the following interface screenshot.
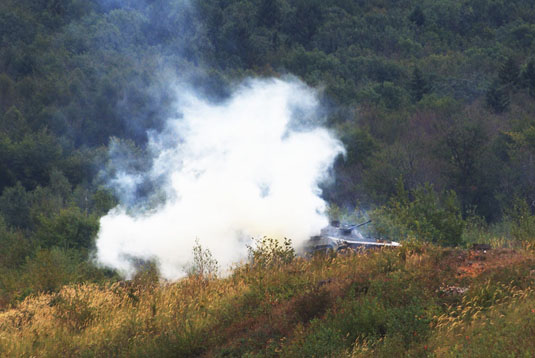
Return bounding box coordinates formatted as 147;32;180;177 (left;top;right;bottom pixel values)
22;248;79;293
293;287;330;323
132;259;160;287
506;197;535;245
35;207;99;250
0;182;30;229
50;291;96;332
187;239;219;280
247;237;295;269
372;179;464;246
0;217;33;268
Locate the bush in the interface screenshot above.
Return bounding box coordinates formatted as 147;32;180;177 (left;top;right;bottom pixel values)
247;237;295;269
372;179;464;246
50;291;96;332
0;182;31;229
293;287;330;323
35;207;99;250
187;239;219;280
506;197;535;244
19;247;113;295
22;248;81;293
0;217;33;268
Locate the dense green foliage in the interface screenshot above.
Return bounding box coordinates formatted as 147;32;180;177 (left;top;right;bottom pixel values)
2;0;535;327
372;179;465;246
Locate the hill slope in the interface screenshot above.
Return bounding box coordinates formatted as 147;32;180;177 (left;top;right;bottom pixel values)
1;244;534;357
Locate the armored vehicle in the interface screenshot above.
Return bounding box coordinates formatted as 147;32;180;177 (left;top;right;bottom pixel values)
305;220;400;253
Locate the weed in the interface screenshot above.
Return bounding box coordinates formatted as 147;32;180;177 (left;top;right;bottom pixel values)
187;239;219;281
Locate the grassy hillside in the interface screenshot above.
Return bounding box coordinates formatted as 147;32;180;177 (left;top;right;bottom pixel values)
1;243;534;357
1;0;535;311
1;1;535;355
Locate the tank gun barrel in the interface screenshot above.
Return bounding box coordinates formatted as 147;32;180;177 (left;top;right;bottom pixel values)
354;220;372;228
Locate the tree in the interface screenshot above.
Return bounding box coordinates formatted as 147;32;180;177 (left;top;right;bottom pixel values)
409;67;431;102
187;239;218;280
372;181;464;247
92;188;117;215
0;182;31;229
0;134;15;192
498;57;520;89
11;129;62;190
506;197;535;243
49;169;72;205
408;6;425;27
288;0;324;45
521;59;535;97
0;74;15;111
486;81;510;113
0;106;28;141
375;82;407;110
256;0;280;28
0;217;32;267
36;207;99;250
436;116;500;218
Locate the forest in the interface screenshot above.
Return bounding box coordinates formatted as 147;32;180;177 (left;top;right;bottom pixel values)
1;0;535;356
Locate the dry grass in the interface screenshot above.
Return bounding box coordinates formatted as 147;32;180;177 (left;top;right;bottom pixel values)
0;245;534;357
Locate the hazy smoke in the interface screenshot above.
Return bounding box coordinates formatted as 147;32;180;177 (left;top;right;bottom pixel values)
96;78;344;279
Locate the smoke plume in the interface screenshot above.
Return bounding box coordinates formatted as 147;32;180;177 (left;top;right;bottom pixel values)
96;78;344;279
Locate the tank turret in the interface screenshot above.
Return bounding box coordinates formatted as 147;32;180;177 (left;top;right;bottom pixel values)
306;220;400;253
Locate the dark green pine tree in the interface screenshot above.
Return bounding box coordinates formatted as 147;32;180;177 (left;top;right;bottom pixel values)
410;67;430;102
486;81;510;113
256;0;281;28
521;59;535;97
408;6;425;27
498;57;520;89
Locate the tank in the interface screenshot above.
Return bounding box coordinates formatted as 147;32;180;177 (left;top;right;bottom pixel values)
305;220;400;253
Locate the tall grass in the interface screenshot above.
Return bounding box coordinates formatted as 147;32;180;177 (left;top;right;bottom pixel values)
0;242;534;357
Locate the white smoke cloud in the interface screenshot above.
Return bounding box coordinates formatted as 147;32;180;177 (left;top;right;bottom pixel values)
96;77;344;279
